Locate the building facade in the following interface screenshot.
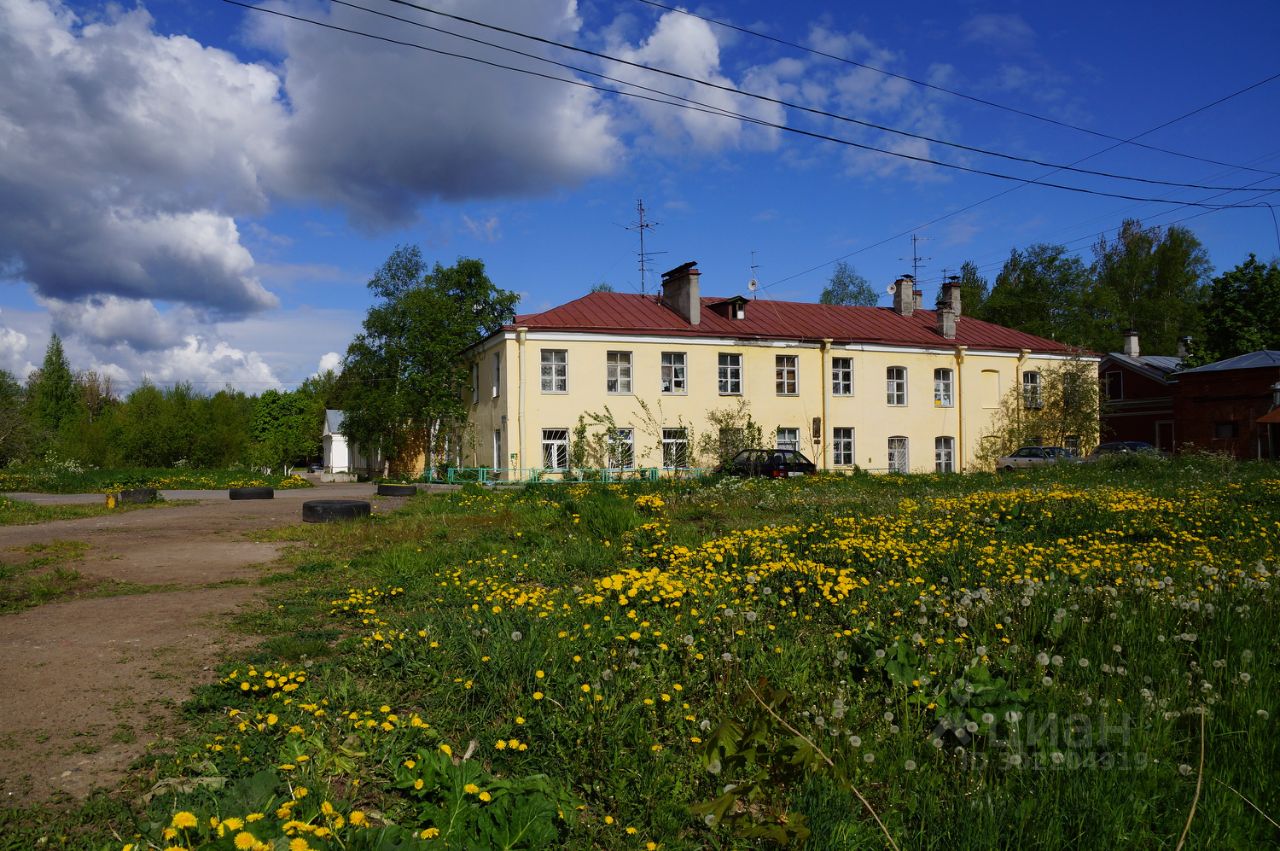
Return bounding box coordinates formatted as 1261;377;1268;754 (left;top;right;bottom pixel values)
461;262;1093;476
1172;351;1280;460
1099;331;1183;452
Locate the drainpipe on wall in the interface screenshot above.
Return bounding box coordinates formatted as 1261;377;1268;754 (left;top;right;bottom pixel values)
517;327;527;476
955;345;967;471
1016;348;1030;432
821;338;832;471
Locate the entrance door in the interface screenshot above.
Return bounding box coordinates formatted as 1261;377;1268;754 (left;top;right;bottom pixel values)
1155;421;1174;453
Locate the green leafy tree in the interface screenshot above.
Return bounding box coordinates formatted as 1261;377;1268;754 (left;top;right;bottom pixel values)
819;261;878;307
1192;254;1280;364
973;359;1100;470
589;281;615;293
342;247;518;475
0;369;33;464
251;389;317;473
26;333;79;440
697;400;764;467
983;245;1092;344
956;260;989;317
1089;219;1210;354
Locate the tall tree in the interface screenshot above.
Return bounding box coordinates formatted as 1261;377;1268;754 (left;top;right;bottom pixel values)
819;261;878;307
0;370;32;464
1193;254;1280;363
26;333;79;439
955;260;989;318
342;247;518;475
1089;219;1210;354
982;245;1092;344
251;389;316;473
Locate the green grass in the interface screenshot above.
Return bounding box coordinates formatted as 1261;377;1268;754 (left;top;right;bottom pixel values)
0;465;312;494
0;495;179;527
7;461;1280;850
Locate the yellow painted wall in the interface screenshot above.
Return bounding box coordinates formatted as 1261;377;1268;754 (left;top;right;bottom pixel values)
464;330;1089;474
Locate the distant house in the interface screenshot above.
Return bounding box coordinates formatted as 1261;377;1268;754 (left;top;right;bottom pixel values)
1099;331;1183;452
1173;351;1280;460
322;409;381;475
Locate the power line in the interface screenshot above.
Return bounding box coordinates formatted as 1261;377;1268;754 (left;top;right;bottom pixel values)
630;0;1280;179
365;0;1279;194
223;1;1276;211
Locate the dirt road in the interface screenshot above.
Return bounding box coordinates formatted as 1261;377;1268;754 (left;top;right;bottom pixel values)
0;484;377;804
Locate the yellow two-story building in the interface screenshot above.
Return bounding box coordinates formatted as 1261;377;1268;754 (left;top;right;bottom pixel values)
461;261;1091;475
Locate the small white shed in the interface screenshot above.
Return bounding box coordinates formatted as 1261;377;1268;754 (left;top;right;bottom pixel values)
322;409;380;474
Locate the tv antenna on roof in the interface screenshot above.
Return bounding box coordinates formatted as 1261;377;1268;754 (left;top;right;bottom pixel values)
899;234;931;281
748;250;760;299
626;199;664;295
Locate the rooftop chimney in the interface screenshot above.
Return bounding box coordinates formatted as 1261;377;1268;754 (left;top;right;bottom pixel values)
914;288;925;310
1122;329;1140;358
892;274;915;317
940;275;963;317
1177;336;1192;359
660;261;700;325
938;306;957;340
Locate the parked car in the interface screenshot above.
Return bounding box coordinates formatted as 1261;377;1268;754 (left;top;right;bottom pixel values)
1084;441;1161;462
720;449;817;478
995;446;1078;472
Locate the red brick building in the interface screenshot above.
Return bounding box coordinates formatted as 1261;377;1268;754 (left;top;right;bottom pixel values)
1173;351;1280;460
1099;332;1182;452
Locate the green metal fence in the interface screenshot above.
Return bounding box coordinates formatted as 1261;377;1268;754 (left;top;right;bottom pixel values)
443;467;713;484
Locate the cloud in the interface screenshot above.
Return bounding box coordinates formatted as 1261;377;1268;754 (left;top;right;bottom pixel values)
0;313;34;378
962;14;1036;52
42;295;189;352
462;214;502;243
0;0;285;316
316;351;342;375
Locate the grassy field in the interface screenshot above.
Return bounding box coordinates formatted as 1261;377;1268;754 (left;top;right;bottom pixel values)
0;466;312;495
9;457;1279;850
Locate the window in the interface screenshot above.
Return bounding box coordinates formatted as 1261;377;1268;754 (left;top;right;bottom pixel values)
662;428;689;468
981;369;1001;409
934;368;954;407
661;352;686;394
541;428;569;470
776;427;799;451
1104;370;1123;401
492;353;501;398
493;428;502;468
1063;372;1082;409
1214;421;1239;439
776;355;798;395
718;353;742;394
832;357;853;395
935;436;955;473
470;362;479;404
540;349;567;393
1064;435;1080;453
887;436;909;473
833;427;855;466
608;428;635;469
1023;371;1043;409
607;351;633;394
886;367;907;406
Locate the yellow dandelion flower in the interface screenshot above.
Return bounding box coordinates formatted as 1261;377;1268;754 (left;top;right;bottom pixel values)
171;811;198;829
234;832;258;850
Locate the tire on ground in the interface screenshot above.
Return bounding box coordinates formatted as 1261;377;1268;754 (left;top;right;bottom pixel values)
377;483;417;497
302;499;372;523
107;487;158;506
230;486;275;500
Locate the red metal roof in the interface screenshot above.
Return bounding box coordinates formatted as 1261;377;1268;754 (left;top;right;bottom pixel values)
508;292;1081;354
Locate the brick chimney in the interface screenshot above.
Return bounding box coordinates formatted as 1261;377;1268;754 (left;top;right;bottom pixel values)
660;261;700;325
892;274;915;317
1122;329;1140;358
938;306;957;340
940;275;962;317
1177;336;1192;359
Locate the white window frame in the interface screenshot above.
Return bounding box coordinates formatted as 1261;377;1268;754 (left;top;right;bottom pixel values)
661;352;687;394
607;351;633;394
832;357;853;396
718;353;742;395
608;427;635;470
776;355;798;395
1023;370;1043;409
540;349;567;393
776;427;799;451
833;427;855;466
492;352;501;398
888;436;909;473
493;428;502;468
935;436;955;473
541;428;569;470
886;366;907;406
934;368;954;408
662;427;689;468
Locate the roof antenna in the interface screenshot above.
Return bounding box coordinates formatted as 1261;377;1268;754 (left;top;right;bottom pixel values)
626;199;664;295
748;250;760;299
899;234;931;282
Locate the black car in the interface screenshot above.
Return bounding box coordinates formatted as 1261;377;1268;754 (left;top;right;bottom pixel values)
1085;441;1161;462
720;449;817;478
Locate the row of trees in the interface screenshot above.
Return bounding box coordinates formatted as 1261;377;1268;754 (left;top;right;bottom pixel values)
824;218;1280;363
0;335;342;470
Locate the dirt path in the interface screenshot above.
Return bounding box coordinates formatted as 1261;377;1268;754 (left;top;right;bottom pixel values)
0;484;376;804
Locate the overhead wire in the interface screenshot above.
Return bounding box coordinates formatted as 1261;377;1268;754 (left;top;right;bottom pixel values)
224;0;1276;211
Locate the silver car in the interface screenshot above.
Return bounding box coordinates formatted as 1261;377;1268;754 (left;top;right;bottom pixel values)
996;446;1078;471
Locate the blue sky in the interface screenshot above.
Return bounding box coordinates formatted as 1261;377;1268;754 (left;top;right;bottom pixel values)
1;0;1278;391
